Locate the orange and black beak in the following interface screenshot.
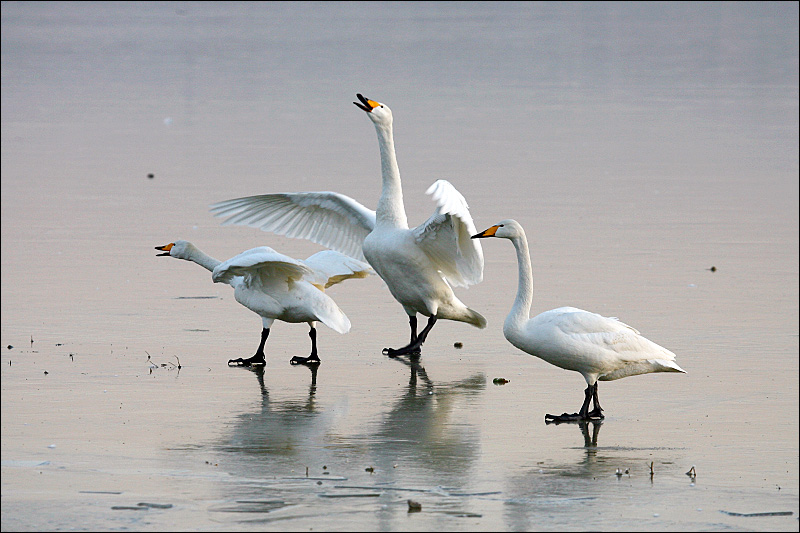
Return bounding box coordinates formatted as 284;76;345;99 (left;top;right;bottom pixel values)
471;225;501;239
155;243;174;256
353;93;380;113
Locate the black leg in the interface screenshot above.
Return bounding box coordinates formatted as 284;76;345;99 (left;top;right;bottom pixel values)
291;325;322;366
586;383;604;419
575;384;594;418
409;316;418;344
383;316;437;357
414;316;437;345
228;328;269;367
545;383;603;422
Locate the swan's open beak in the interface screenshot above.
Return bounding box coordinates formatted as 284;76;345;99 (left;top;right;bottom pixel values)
155;243;174;256
353;93;380;113
471;225;500;239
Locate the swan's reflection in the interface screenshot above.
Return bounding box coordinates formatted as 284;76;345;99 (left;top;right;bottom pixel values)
200;353;487;524
501;418;690;531
541;418;606;473
366;355;485;482
252;364;318;401
217;365;324;458
213;356;484;479
500;419;605;530
546;418;603;449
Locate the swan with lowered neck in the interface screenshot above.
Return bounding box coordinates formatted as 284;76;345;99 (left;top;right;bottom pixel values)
472;219;685;421
210;94;486;356
155;240;372;367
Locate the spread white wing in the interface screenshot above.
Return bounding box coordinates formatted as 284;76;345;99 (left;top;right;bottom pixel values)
302;250;374;289
210;192;377;262
211;246;314;285
411;180;484;287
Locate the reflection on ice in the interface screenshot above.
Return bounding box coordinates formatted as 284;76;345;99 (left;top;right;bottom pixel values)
199;354;489;523
366;355;485;481
546;418;604;449
217;365;321;457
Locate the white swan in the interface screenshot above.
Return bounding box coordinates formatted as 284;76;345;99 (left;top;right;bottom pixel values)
471;220;685;421
155;241;372;366
210;93;486;356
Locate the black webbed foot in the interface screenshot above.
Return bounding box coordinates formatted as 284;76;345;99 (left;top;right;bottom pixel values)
382;346;422;357
290;354;321;366
545;410;604;423
230;328;270;367
228;354;266;367
545;417;572;425
585;408;605;419
383;316;435;357
545;412;585;423
545;383;604;422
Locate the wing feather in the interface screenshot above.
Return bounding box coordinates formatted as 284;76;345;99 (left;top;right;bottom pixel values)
211;247;314;285
210;192;376;262
302;250;374;289
411;180;484;287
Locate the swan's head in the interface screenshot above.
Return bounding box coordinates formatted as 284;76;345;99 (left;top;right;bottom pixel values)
470;219;525;240
155;240;193;260
353;93;392;126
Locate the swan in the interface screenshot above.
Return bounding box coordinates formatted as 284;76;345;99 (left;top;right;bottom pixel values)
471;219;685;421
210;93;486;356
155;240;372;367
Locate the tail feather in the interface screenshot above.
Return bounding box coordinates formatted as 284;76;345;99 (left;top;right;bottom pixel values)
653;359;686;373
465;308;487;329
600;358;686;381
318;310;351;335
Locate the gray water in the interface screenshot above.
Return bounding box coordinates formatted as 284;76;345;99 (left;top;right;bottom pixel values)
2;2;798;531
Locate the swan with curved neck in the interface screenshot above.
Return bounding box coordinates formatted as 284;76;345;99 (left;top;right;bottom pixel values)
155;240;372;367
211;94;486;356
472;219;685;421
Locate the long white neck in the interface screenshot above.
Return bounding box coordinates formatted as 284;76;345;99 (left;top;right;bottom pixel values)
503;231;534;340
373;121;408;229
182;244;222;273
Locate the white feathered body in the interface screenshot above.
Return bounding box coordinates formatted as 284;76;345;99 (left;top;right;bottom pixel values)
363;225;476;324
230;271;350;333
211;246;359;334
505;306;683;384
162;242;372;335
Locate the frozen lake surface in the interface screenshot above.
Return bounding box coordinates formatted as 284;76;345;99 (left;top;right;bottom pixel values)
2;2;798;531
